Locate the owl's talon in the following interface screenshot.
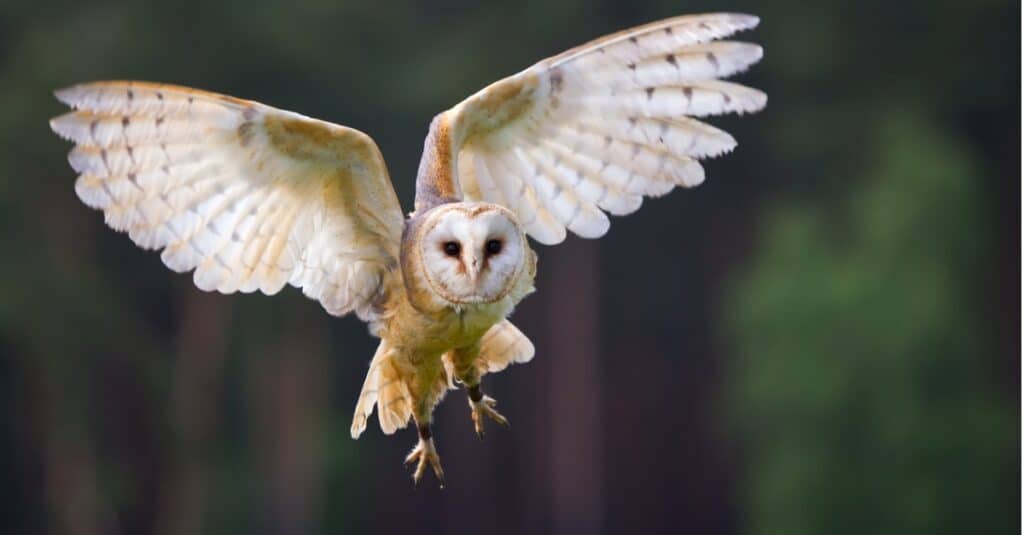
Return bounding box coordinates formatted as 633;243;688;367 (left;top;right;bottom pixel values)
405;436;444;488
469;394;509;438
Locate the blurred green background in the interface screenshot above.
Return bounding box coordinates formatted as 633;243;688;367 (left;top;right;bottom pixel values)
0;1;1018;534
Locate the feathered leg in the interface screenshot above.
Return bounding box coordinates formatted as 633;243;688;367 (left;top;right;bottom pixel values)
450;343;509;439
404;354;448;487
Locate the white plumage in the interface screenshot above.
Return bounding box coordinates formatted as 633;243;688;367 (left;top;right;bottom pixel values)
51;82;404;319
452;13;764;244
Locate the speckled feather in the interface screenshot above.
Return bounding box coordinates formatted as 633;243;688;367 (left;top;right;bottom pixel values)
420;12;765;245
50;81;405;321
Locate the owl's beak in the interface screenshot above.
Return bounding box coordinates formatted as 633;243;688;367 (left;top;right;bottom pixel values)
467;255;482;286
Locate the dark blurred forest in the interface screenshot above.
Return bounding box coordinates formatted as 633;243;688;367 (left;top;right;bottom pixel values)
0;1;1019;534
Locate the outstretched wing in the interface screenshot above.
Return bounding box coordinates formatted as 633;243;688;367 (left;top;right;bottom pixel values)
51;81;405;320
415;13;765;244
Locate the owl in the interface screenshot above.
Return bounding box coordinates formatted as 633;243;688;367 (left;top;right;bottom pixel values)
49;13;765;486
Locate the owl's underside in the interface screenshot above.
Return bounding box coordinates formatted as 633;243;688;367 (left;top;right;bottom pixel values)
49;13;765;486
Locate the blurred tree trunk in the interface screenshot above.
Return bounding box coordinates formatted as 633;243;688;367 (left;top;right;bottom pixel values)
251;309;327;535
31;178;115;535
37;380;109;535
156;290;229;535
545;239;604;534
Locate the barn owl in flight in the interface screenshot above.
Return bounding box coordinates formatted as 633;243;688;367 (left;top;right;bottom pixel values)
50;13;765;486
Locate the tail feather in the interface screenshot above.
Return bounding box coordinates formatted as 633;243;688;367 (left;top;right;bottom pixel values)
475;320;535;374
350;342;413;438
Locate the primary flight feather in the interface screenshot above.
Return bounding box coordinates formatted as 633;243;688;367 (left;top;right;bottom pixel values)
49;13;765;487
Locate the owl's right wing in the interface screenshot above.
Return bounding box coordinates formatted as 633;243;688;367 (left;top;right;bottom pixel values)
50;81;405;320
416;13;764;244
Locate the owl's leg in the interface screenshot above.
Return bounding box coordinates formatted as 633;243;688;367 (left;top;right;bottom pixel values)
405;418;444;488
451;344;509;439
466;384;509;439
405;361;448;488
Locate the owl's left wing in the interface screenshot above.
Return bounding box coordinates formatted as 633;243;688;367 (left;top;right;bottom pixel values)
417;13;765;244
51;81;405;320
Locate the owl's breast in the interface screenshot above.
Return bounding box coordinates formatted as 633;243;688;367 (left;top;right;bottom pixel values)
381;284;517;358
449;300;512;344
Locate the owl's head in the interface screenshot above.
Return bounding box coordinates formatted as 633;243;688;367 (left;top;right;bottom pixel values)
415;202;527;306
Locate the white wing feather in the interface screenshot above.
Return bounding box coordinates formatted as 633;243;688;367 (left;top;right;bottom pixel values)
51;81;405;319
448;13;765;244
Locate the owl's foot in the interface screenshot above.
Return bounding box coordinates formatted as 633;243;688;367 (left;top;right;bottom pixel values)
467;385;509;439
405;424;444;488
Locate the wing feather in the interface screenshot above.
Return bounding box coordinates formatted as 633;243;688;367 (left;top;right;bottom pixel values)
438;13;764;244
51;81;405;320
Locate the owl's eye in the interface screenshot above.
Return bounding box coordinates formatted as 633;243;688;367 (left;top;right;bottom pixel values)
443;241;461;257
485;239;503;256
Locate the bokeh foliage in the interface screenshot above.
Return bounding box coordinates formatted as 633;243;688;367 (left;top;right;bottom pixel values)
718;0;1018;532
724;113;1016;534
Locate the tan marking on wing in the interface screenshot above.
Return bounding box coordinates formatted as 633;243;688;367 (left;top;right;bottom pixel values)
51;80;405;321
264;114;376;162
420;13;765;245
452;71;541;143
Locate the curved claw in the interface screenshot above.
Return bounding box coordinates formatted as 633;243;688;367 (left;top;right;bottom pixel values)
469;395;510;439
405;437;445;488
